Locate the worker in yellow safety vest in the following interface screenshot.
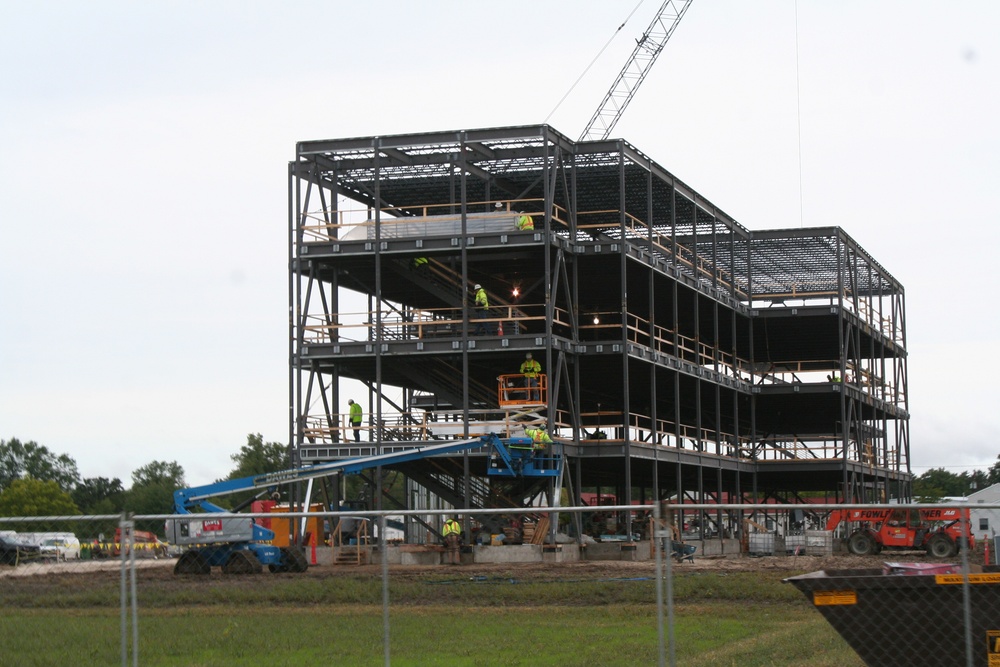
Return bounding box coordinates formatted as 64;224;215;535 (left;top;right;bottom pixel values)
348;399;363;442
442;517;462;565
473;284;490;335
524;425;553;451
520;352;541;401
517;213;534;231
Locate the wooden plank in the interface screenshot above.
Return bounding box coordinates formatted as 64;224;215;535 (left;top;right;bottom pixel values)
530;517;550;545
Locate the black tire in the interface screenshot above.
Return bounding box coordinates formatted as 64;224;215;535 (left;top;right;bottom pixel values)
926;534;954;558
222;550;262;575
848;531;877;556
174;550;211;575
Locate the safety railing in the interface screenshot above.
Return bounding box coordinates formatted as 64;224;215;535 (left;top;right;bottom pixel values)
301;409;541;445
300;304;548;344
301;404;892;466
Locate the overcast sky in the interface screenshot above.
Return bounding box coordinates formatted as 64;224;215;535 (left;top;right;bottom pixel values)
2;1;997;488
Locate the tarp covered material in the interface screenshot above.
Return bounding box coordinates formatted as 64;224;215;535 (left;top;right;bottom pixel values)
341;212;520;240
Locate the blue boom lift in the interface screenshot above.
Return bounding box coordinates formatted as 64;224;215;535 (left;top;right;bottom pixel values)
168;434;561;574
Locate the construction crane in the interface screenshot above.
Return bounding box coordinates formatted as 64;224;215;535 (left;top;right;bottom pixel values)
579;0;693;142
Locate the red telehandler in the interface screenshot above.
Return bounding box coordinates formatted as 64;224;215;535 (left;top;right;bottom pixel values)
92;528;169;559
825;507;973;557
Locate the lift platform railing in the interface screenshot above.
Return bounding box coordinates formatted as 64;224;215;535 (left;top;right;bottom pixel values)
497;373;548;408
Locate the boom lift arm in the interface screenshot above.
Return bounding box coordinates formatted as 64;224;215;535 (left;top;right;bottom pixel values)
173;438;492;514
579;0;693;142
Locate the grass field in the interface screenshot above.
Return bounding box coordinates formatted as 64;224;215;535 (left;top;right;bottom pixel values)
0;563;864;666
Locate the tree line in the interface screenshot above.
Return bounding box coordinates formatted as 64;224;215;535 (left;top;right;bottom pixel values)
912;459;1000;501
0;434;287;517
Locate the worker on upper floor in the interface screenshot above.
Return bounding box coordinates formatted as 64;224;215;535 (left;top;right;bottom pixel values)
517;212;534;231
473;283;490;335
519;352;541;401
347;399;363;443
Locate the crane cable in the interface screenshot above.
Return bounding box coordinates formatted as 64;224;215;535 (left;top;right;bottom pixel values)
543;0;646;125
794;0;804;228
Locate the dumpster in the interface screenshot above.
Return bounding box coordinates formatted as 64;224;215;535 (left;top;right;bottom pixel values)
785;566;1000;667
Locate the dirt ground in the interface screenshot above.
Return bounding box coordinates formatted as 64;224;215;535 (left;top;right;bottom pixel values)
313;547;989;583
139;551;899;582
2;549;966;586
382;552;892;576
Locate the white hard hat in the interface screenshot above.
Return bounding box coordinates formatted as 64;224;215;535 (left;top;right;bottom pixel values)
474;284;481;290
495;202;503;208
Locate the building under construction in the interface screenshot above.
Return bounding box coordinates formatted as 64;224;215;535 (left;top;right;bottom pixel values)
287;124;910;535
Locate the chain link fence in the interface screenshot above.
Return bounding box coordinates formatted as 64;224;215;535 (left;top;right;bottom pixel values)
2;503;998;666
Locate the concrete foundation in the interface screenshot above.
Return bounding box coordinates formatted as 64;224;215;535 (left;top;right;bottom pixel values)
473;544;541;563
400;546;445;566
581;541;651;561
367;545;453;565
685;538;740;557
340;539;751;567
541;544;580;563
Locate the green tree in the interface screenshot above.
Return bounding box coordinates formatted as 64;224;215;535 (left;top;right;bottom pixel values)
72;477;126;514
0;478;80;516
131;460;185;489
988;455;1000;486
912;467;964;501
960;469;990;495
210;434;289;510
123;461;185;515
227;433;288;479
0;438;80;493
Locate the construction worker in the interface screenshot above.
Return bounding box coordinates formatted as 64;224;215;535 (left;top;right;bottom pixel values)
524;424;553;451
520;352;541;401
412;256;429;272
442;516;462;565
473;283;490;335
347;399;362;443
517;212;534;231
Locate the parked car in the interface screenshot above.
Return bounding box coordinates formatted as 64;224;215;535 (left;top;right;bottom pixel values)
0;534;42;566
39;536;81;561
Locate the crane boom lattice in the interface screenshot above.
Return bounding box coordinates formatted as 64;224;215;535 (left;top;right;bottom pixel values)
579;0;693;142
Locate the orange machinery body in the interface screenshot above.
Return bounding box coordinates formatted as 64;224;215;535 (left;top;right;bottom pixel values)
250;501;323;548
826;507;973;556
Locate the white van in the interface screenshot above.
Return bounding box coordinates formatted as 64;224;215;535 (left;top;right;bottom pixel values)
18;533;81;561
40;536;81;561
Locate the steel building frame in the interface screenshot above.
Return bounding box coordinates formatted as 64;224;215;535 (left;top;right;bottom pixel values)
287;125;910;533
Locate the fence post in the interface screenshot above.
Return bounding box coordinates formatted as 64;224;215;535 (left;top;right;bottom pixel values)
118;514;139;667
